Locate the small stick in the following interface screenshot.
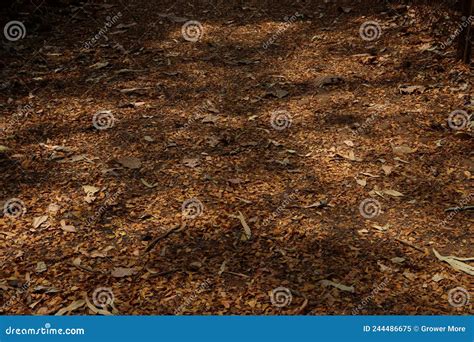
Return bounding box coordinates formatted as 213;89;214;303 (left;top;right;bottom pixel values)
395;237;426;253
144;223;185;254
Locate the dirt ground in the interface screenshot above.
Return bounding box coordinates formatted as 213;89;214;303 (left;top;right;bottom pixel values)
0;0;472;315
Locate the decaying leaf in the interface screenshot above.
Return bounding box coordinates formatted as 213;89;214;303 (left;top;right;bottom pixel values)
433;248;474;276
55;299;85;316
383;189;404;197
32;215;48;229
320;279;355;293
117;156;141;169
237;211;251;241
60;219;77;233
111;267;139;278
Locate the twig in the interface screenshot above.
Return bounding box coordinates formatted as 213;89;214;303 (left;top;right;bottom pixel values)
144;223;185;254
394;237;426;253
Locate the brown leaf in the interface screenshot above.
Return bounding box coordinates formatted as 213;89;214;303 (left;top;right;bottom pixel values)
111;267;139;278
117;156;141;169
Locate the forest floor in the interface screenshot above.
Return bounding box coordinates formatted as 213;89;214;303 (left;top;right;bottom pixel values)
0;0;472;315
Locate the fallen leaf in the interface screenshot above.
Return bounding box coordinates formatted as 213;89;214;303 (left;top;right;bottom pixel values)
431;273;445;282
433;248;474;276
382;165;393;175
182;157;200;168
111;267;139;278
320;279;355;293
60;219;77;233
356;178;367;187
392;145;417;155
35;261;47;273
383;189;404;197
399;85;426;94
55;299;85;316
144;136;154;142
89;61;109;69
32;215;48;229
237;211;251;241
391;257;405;264
402;270;417;281
117;156;141;169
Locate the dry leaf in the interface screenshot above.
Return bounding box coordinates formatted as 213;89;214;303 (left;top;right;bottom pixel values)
392;145;417;155
356;178;367;187
432;248;474;276
182;157;200;168
237;211;251;241
382;165;393;175
60;219;77;233
320;279;355;293
32;215;48;229
431;273;445;282
383;189;404;197
111;267;139;278
55;299;85;316
35;261;47;273
117;156;141;169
